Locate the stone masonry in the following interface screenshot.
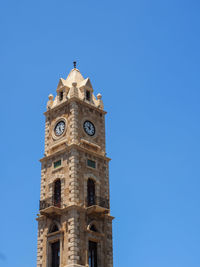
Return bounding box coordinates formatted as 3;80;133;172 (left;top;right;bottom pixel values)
36;66;114;267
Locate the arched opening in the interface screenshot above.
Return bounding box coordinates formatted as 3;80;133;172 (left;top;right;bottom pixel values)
49;223;59;234
87;179;96;206
86;90;91;101
90;224;98;232
53;180;61;208
59;91;63;101
48;223;61;267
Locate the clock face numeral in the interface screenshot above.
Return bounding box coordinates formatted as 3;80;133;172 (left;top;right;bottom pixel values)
83;121;95;136
54;121;65;136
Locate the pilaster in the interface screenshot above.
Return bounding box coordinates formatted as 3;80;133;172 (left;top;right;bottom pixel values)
68;149;80;205
67;209;80;265
69;101;79;145
44;117;50;155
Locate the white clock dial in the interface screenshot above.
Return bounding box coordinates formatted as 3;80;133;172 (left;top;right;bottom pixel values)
54;121;65;136
83;120;95;136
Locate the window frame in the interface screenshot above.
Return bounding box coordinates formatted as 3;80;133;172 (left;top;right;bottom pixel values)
87;159;96;169
53;159;62;169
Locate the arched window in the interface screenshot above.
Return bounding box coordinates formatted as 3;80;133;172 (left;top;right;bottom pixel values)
90;224;98;232
54;180;61;208
48;223;60;267
87;179;95;206
49;223;59;234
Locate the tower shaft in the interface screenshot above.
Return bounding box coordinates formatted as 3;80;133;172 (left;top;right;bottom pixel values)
37;67;114;267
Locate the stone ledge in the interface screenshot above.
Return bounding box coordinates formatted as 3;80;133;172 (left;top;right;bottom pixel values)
44;97;107;116
40;144;111;162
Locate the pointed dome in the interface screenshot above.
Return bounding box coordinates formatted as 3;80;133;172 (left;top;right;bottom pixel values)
49;66;104;111
65;68;84;86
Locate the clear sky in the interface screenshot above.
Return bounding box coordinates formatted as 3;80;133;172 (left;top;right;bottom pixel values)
0;0;200;266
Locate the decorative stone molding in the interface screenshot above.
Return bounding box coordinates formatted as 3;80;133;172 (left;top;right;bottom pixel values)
49;173;65;184
84;173;100;184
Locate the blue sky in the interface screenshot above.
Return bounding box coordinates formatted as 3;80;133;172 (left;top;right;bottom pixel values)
0;0;200;266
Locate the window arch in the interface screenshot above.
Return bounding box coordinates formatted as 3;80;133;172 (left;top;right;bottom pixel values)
90;224;98;232
87;221;99;233
87;179;96;206
47;221;61;267
53;179;61;208
49;223;59;234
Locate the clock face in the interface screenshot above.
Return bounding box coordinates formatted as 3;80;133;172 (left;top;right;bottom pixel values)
83;120;95;136
54;121;65;136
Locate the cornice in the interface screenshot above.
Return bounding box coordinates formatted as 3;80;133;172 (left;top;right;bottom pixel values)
36;204;114;220
44;97;107;116
39;143;111;162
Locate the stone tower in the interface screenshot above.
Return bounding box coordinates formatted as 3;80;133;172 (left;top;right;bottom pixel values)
36;64;114;267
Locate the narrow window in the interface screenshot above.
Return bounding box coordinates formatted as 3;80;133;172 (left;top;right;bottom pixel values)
54;160;61;169
87;179;95;206
87;159;96;169
86;90;91;101
59;91;63;101
54;180;61;208
51;241;60;267
89;241;97;267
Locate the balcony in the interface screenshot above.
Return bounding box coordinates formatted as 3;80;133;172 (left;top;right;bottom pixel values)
39;195;110;215
39;197;63;215
86;196;109;214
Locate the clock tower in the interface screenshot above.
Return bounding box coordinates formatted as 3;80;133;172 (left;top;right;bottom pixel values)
36;64;114;267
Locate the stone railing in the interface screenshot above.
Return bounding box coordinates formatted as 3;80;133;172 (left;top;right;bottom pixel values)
39;197;63;210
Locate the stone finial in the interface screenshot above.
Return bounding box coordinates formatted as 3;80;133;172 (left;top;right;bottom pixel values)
97;93;102;99
48;94;54;100
70;82;78;98
97;93;103;109
47;94;54;110
73;61;77;69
